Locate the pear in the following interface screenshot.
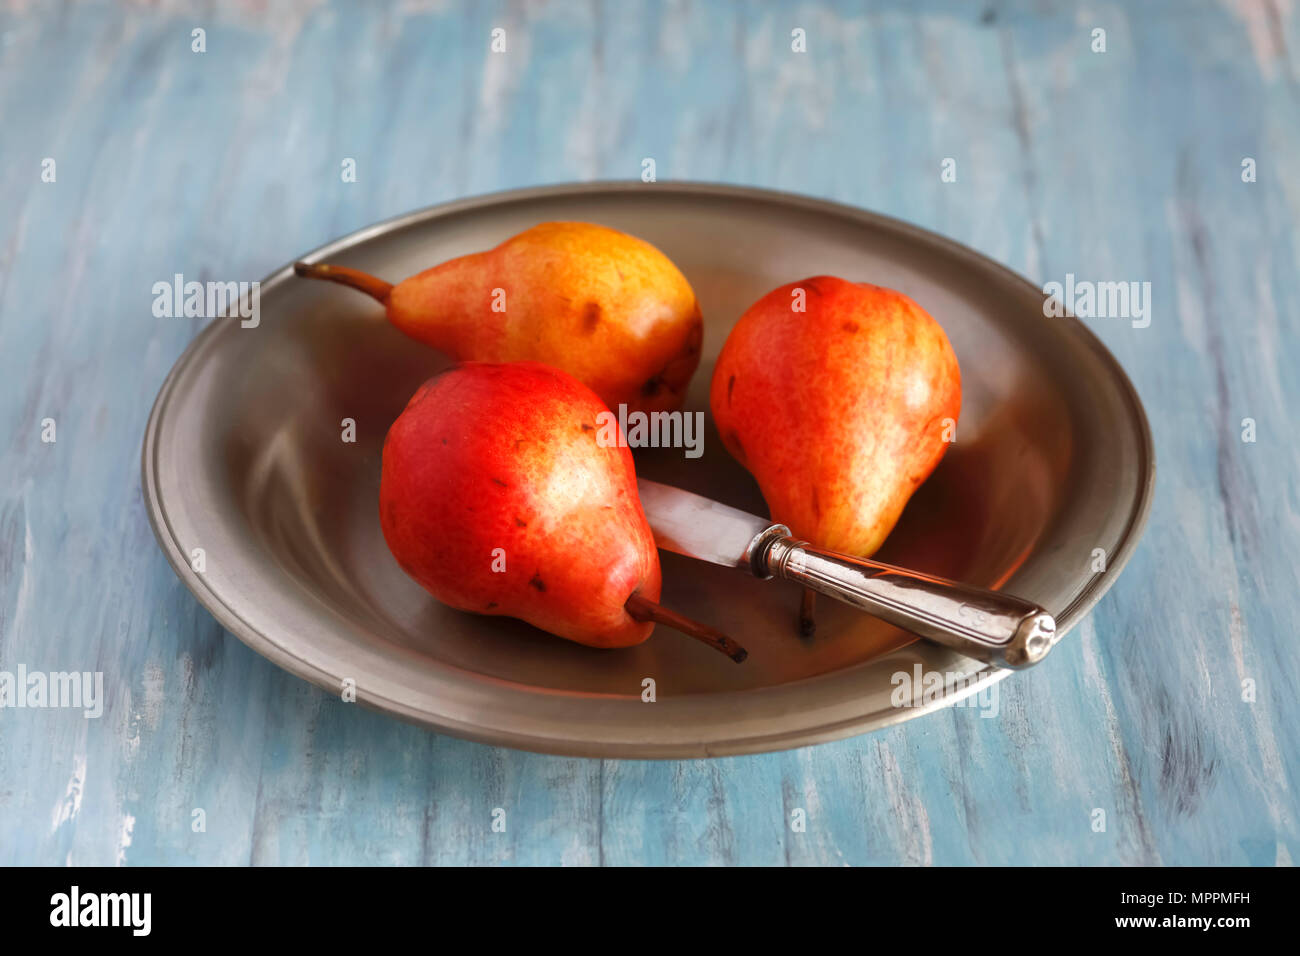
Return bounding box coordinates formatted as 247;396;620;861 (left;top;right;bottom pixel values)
381;361;746;661
709;277;961;634
296;222;703;415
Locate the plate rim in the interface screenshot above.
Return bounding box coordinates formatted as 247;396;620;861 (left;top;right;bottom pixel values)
141;181;1156;758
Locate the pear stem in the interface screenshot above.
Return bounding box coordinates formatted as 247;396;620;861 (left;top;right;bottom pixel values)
625;592;748;663
293;261;394;303
798;587;817;638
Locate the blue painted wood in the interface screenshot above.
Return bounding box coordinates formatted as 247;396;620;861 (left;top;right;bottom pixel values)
1;0;1296;866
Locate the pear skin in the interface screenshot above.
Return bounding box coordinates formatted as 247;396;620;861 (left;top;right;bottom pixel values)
380;361;745;660
710;276;961;559
297;222;703;415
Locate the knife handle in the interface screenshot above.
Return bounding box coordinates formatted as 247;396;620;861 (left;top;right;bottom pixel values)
760;534;1058;668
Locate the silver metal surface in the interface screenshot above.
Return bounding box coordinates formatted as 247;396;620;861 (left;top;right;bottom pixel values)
764;539;1057;669
638;477;1057;668
141;182;1155;758
635;478;775;570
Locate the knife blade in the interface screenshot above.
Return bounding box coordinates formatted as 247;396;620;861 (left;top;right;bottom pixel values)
635;478;777;570
635;478;1058;669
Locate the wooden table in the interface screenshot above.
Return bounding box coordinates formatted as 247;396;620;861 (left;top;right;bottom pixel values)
2;0;1296;866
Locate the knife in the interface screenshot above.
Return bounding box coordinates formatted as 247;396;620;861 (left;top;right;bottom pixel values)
636;478;1059;669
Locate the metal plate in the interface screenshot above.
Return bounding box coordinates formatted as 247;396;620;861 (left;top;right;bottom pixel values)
141;183;1154;758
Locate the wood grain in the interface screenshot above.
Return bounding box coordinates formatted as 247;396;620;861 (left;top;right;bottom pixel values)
0;0;1296;865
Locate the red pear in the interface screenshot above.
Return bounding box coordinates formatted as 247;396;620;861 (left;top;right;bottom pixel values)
381;361;746;661
710;277;961;630
296;222;703;416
